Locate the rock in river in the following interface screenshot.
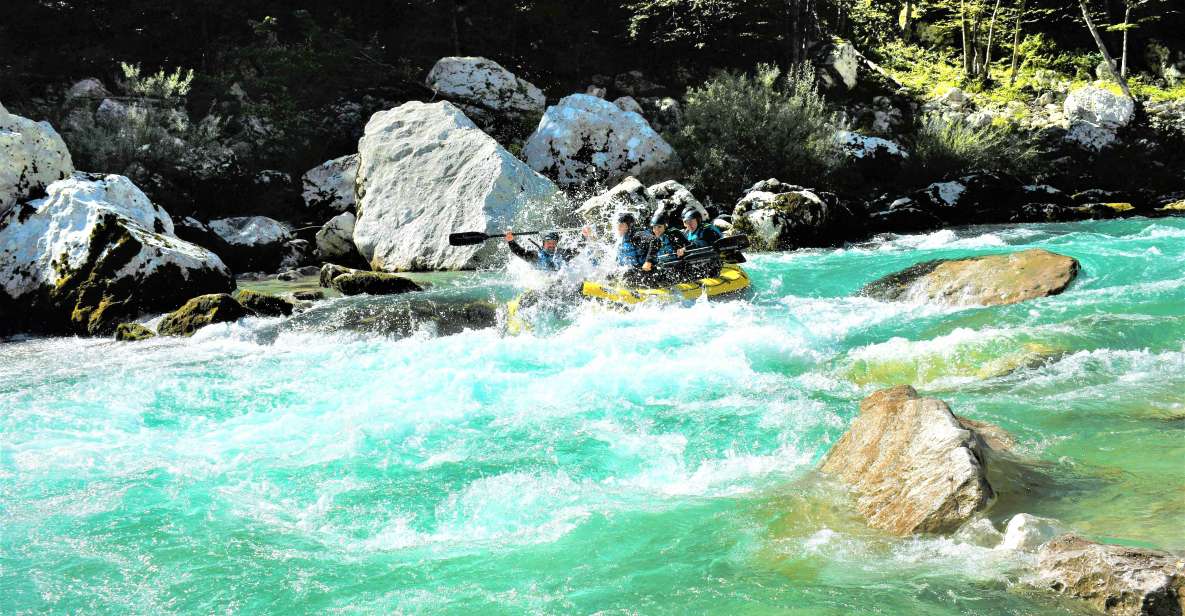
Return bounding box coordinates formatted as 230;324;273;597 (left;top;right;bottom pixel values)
158;293;249;336
232;289;294;317
861;248;1079;307
319;263;422;296
113;322;156;341
1036;535;1184;616
0;174;233;336
820;385;996;535
353;101;563;271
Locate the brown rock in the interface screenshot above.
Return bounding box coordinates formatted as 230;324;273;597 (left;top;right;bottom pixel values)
861;248;1079;307
158;293;249;336
233;289;294;317
113;322;156;341
1037;535;1185;616
319;263;422;296
820;385;995;535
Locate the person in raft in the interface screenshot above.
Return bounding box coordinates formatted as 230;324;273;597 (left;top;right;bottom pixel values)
504;229;580;271
639;211;689;284
681;207;723;248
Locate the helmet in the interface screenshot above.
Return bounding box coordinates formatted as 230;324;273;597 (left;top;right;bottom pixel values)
649;211;667;227
542;231;560;242
616;212;636;225
681;208;701;221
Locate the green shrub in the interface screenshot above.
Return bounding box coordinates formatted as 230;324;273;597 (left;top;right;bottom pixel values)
904;114;1043;183
60;63;224;177
673;63;840;203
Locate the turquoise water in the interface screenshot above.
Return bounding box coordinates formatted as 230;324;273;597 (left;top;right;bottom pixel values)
2;218;1183;614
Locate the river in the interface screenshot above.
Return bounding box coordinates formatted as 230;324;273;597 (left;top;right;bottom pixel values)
2;217;1183;614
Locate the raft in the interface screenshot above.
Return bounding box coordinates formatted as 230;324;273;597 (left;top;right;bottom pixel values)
580;263;751;305
505;264;751;334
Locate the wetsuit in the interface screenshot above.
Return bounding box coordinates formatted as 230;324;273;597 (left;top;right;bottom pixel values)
508;241;576;271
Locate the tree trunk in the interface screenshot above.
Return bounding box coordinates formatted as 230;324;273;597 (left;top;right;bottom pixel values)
961;0;972;75
969;1;984;76
983;0;1003;80
1009;0;1027;85
451;0;462;55
1120;4;1131;77
1078;0;1132;99
903;0;914;41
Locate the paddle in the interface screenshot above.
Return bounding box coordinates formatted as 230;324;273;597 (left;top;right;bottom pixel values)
448;228;585;247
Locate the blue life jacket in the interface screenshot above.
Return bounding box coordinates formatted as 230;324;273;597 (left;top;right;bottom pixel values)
686;222;723;249
655;231;680;259
537;248;564;271
616;231;645;267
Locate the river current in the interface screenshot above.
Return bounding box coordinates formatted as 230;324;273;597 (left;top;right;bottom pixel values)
2;218;1183;614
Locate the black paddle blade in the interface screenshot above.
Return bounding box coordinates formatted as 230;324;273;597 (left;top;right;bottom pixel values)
448;231;494;246
713;234;750;252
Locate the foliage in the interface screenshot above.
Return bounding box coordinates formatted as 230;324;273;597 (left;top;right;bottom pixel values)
60;66;224;178
673;63;840;202
905;114;1041;181
118;63;194;100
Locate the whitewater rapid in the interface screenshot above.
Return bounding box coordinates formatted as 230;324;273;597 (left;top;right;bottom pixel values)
2;218;1182;613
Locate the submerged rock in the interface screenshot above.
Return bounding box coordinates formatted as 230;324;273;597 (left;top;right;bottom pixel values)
158;293;249;336
353;101;563;271
319;263;422;296
301;154;357;213
0;175;233;336
1036;535;1184;616
281;295;498;339
232;289;294;317
523;94;678;187
1;103;75;211
820;385;996;536
113;322;156;341
861;249;1079;307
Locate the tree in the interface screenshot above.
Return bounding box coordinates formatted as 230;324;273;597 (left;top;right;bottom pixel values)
1008;0;1027;85
1078;0;1132;99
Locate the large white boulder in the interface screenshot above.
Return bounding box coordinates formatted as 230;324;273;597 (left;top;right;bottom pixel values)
0;174;233;335
425;56;545;116
576;176;656;224
353;101;564;271
1063;86;1135;151
0;103;75;212
1064;85;1135;128
731;188;843;250
523;94;678;187
646;179;708;224
301;153;358;213
315;211;357;259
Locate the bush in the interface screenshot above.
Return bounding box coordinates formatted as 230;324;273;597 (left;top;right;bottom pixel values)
904;114;1042;183
673;63;840;203
60;63;224;177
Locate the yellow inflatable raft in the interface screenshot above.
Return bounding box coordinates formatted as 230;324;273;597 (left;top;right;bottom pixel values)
505;264;750;334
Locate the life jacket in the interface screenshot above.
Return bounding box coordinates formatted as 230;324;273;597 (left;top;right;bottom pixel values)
537;248;564;271
616;230;645;267
655;230;681;259
686;222;723;248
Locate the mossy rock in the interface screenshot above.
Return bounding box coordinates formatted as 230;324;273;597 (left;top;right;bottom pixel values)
158;293;249;336
233;289;294;317
293;290;325;301
113;322;156;341
1157;200;1185;213
333;272;422;296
